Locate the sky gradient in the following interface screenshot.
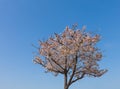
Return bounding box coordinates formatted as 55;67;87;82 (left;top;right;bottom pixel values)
0;0;120;89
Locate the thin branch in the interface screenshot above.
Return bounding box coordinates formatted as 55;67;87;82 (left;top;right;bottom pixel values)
47;58;64;74
70;73;85;84
33;59;45;67
48;68;64;74
50;58;65;71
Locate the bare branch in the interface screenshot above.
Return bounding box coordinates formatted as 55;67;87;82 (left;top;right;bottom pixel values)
71;73;85;84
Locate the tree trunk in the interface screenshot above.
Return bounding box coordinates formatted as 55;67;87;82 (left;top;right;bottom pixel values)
64;73;68;89
64;87;68;89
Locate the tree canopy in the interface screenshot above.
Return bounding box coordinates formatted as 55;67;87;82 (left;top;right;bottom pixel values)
33;25;107;89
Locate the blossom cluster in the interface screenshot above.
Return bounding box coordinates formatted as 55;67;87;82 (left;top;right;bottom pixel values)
34;26;107;77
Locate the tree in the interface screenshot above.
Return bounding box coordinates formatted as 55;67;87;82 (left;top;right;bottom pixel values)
33;25;107;89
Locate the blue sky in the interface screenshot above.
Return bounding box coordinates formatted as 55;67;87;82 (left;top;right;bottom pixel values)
0;0;120;89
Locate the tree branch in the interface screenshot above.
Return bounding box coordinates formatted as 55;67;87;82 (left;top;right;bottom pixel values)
47;58;64;74
50;58;65;71
67;55;77;86
70;73;85;84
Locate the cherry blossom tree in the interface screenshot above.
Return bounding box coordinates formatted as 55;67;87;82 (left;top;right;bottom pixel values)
33;25;107;89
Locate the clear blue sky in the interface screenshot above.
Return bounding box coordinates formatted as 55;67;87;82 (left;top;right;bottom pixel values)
0;0;120;89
